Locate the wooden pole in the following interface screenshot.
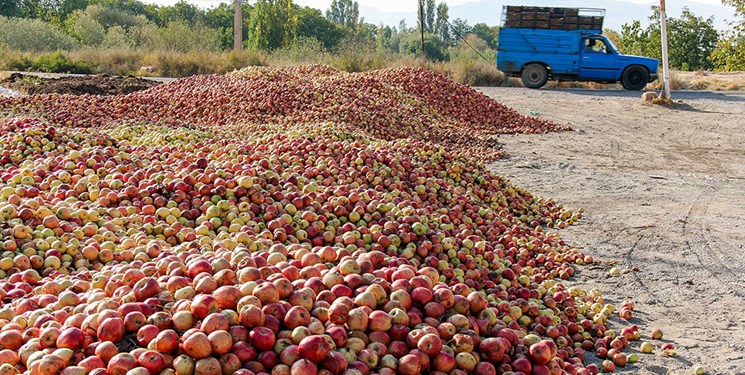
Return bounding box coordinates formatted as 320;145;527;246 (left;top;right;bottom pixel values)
659;0;671;98
234;0;243;51
419;0;425;59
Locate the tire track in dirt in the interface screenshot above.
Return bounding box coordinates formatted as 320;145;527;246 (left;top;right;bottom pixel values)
683;189;745;298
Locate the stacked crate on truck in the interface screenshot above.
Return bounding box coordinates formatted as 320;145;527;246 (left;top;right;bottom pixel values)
502;6;604;31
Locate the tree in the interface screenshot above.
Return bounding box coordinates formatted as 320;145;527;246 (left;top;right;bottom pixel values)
449;18;471;45
668;7;719;70
151;0;204;26
326;0;358;30
375;22;393;51
471;23;498;49
434;2;449;44
723;0;745;22
248;0;297;50
715;0;745;70
711;33;745;70
425;0;435;33
0;0;19;17
399;32;447;61
616;6;719;70
398;18;409;33
296;6;344;49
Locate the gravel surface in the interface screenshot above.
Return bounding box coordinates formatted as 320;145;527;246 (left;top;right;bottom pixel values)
479;87;745;374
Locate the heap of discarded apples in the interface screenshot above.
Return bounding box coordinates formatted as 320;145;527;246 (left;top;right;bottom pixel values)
0;66;637;375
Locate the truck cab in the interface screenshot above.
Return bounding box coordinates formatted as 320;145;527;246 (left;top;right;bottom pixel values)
497;6;659;90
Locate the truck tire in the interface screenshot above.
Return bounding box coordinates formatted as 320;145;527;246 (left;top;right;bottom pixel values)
521;64;549;88
621;66;649;90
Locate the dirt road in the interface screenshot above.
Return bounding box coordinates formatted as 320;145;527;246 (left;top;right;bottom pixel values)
478;87;745;374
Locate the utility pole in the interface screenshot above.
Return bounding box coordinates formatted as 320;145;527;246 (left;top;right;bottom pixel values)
659;0;671;98
419;0;425;59
234;0;243;51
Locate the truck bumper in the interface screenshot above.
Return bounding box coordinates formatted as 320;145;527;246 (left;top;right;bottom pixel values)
650;73;659;82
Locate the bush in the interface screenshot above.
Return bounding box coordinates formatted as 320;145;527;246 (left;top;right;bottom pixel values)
66;10;106;47
272;38;329;65
4;51;92;74
0;16;77;52
711;35;745;71
399;33;448;62
157;21;221;52
329;38;391;72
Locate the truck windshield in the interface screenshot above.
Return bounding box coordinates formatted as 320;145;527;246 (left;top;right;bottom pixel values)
603;37;621;55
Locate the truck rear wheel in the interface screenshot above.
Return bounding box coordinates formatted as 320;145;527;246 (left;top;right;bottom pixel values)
621;66;649;90
521;64;548;89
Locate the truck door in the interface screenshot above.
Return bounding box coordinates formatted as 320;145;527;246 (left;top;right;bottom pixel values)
579;37;619;80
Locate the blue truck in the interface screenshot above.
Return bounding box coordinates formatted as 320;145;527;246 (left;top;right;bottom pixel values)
497;7;659;90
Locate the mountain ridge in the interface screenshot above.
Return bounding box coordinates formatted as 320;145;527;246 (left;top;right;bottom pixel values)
357;0;736;31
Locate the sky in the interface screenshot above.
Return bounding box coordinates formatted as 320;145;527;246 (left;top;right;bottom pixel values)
149;0;735;30
156;0;726;12
286;0;724;13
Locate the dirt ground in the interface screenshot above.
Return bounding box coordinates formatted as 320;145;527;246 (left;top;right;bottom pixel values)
0;73;161;95
479;87;745;374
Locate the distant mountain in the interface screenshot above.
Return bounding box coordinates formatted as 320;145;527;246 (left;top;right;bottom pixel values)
359;0;737;31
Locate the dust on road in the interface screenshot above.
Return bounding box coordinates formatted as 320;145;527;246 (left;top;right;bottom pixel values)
479;87;745;374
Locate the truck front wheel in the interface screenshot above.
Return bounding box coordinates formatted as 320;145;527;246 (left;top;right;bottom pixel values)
521;64;548;88
621;66;649;90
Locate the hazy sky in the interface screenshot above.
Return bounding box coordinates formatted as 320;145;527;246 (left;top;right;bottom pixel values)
155;0;726;12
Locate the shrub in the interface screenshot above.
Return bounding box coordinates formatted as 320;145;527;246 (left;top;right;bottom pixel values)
272;38;329;65
0;16;77;52
3;51;92;74
330;38;392;72
157;21;221;52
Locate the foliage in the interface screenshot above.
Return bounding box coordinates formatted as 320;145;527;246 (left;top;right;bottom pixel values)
616;6;719;71
248;0;297;50
272;37;329;64
434;2;450;44
326;0;358;30
0;15;77;51
66;9;107;46
449;18;472;46
711;33;745;70
399;32;448;61
426;0;435;32
297;6;344;50
157;20;221;52
3;51;92;73
471;23;499;50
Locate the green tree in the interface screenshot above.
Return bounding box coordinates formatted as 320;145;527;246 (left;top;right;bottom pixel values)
150;0;205;26
711;33;745;70
434;2;450;44
398;19;409;33
158;20;220;52
715;0;745;70
449;18;471;45
399;32;447;61
66;9;106;46
425;0;435;33
248;0;297;50
0;0;19;17
326;0;358;30
376;22;393;51
0;15;77;51
668;7;718;70
296;6;344;50
471;23;498;49
617;6;719;70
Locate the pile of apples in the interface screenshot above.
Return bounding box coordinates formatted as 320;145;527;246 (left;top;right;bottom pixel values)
1;66;568;162
0;66;637;375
